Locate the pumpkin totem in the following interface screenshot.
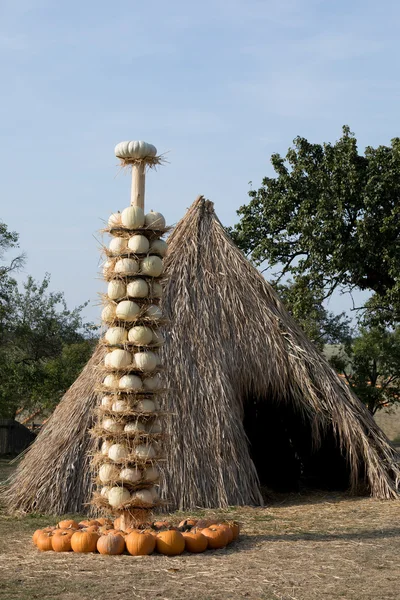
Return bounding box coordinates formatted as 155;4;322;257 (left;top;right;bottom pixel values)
92;140;167;529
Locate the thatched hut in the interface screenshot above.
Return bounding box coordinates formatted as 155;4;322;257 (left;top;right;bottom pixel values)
3;197;399;515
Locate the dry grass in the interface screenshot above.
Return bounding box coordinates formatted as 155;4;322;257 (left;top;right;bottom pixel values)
1;456;399;600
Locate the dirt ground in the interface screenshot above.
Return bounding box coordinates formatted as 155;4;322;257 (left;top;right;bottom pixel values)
1;458;399;600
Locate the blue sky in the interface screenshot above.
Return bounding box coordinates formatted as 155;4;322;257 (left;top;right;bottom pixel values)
0;0;398;323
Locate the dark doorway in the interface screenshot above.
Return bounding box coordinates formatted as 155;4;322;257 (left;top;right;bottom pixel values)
243;394;351;493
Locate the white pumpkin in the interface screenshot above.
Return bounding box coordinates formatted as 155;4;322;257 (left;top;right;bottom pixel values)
109;237;127;254
145;211;166;229
126;278;149;298
115;300;140;321
104;352;113;368
102;417;124;433
102;260;114;276
103;374;120;388
145;304;163;320
108;486;131;507
151;282;163;298
101;303;116;322
108;349;132;369
151;330;164;345
108;212;122;227
143;466;160;482
140;255;163;277
105;327;128;345
149;239;167;257
119;467;141;484
100;486;112;498
101;439;113;456
119;374;142;390
115;141;157;160
149;485;160;502
108;443;129;462
128;326;153;345
128;235;150;254
121;206;145;229
114;258;139;276
153;398;161;411
101;395;113;409
107;280;126;300
146;418;162;434
134;351;158;372
135;399;156;413
111;399;129;413
98;463;119;483
124;420;147;433
142;375;162;391
131;489;154;504
134;444;156;460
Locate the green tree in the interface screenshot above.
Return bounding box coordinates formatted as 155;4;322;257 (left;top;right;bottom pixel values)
329;326;400;415
231;126;400;324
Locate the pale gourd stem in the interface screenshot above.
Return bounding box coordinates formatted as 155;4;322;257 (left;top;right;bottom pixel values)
130;163;146;210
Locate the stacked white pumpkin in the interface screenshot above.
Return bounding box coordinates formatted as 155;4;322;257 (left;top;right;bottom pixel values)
96;202;167;515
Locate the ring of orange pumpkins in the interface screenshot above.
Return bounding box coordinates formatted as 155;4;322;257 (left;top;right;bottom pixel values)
32;518;240;555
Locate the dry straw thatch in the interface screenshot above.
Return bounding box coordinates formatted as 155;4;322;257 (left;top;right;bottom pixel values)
3;196;399;515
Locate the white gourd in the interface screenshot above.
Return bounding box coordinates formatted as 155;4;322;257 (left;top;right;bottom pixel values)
108;486;131;507
134;352;158;372
146;418;162;434
151;330;164;345
111;399;129;413
105;327;128;345
128;326;153;345
131;489;154;504
128;235;150;254
102;260;114;276
142;375;162;391
119;467;141;483
135;399;156;413
151;282;163;298
115;141;157;160
108;349;132;369
114;258;139;276
101;396;113;409
99;463;119;483
104;353;113;368
102;418;124;433
145;211;166;229
140;255;163;277
103;374;120;388
124;420;147;433
109;237;127;254
143;466;160;482
145;305;163;320
121;206;145;229
127;279;149;298
102;303;116;322
149;239;167;257
100;486;112;498
108;443;129;462
101;439;113;455
119;374;142;390
115;300;140;321
108;212;122;227
107;280;126;300
134;444;156;460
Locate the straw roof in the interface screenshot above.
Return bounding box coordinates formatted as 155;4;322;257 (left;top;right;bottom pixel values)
3;196;399;515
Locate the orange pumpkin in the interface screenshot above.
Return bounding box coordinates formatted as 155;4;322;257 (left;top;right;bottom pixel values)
97;518;113;527
79;519;100;528
201;526;228;549
195;518;217;529
178;518;198;529
103;528;125;536
58;519;79;530
143;528;158;538
32;529;44;546
113;517;122;530
152;520;170;530
36;532;54;551
52;531;73;552
126;531;156;556
182;530;208;553
156;530;185;556
84;525;100;533
70;530;99;553
214;523;234;544
97;533;126;555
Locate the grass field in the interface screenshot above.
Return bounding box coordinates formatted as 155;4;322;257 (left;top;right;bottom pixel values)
1;458;399;600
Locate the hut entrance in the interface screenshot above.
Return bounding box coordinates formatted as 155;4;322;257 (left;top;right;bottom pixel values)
243;395;351;494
